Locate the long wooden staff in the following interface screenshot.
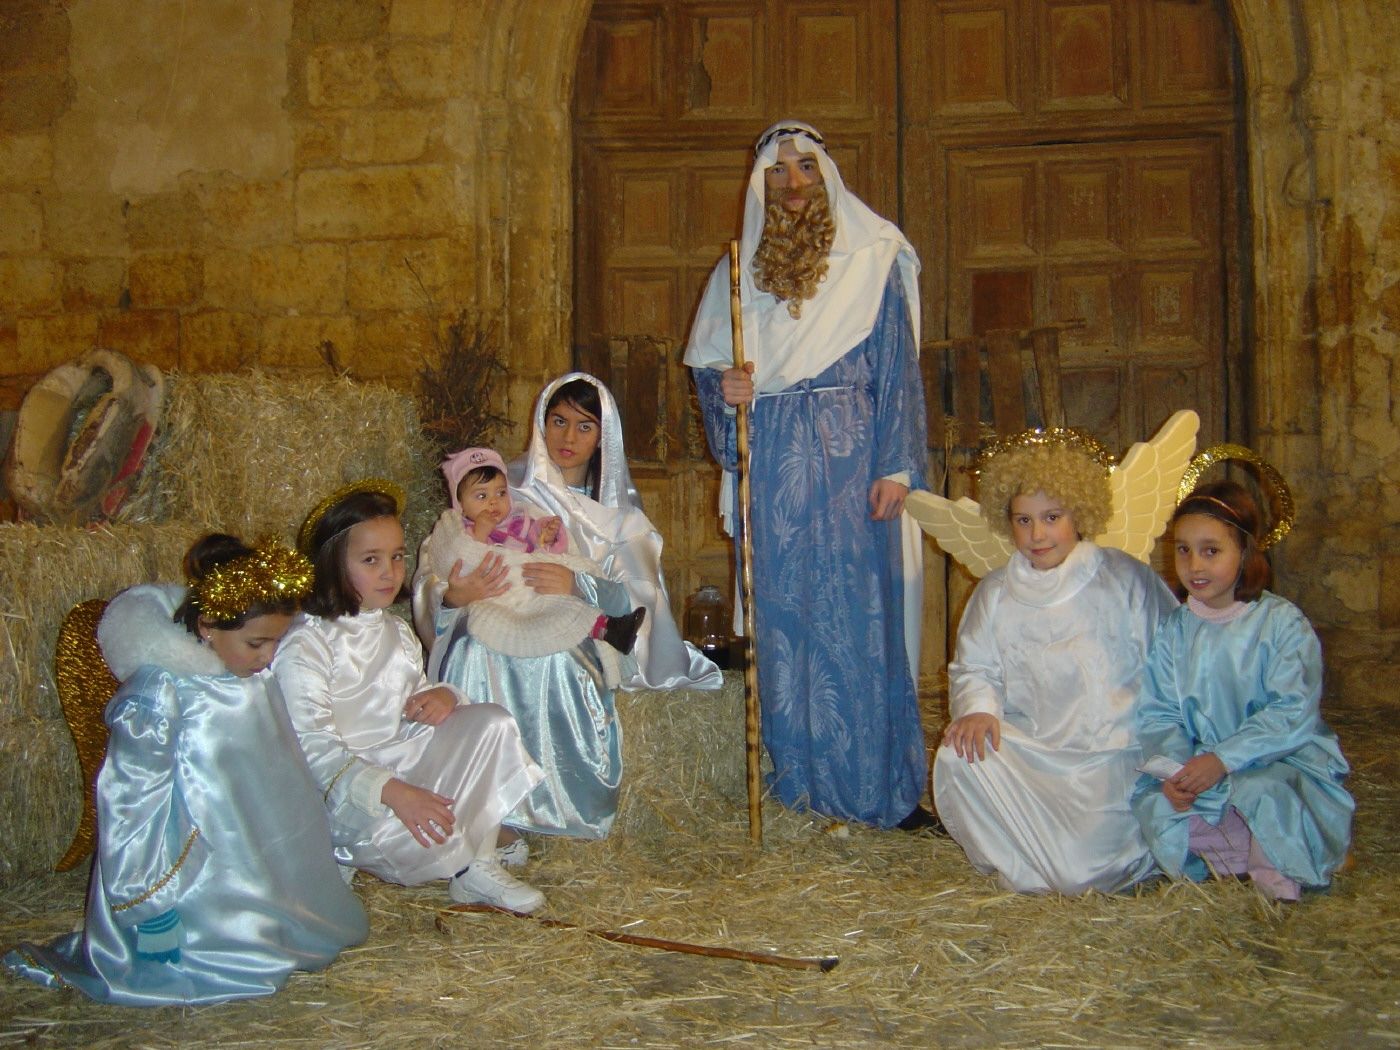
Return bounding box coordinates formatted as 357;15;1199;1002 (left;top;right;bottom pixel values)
729;239;764;847
438;904;839;972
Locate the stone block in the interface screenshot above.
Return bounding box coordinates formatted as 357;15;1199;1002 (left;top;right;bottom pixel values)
295;118;344;170
16;312;99;370
297;0;387;43
389;0;453;38
388;42;451;100
97;311;180;371
202;249;252;310
347;237;451;309
296;164;450;239
128;252;202;308
342;109;436;164
0;72;70;135
203;179;295;247
356;311;435;375
0;1;69;73
258;314;357;371
126;191;208;250
42;191;126;255
250;243;347;312
0;134;53;186
61;256;125;310
306;44;381;109
0;191;42;251
0;324;17;377
180;310;258;372
0;256;60;312
1381;549;1400;631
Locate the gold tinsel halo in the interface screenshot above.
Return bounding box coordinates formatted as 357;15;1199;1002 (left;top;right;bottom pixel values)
296;477;406;555
1176;443;1295;551
192;541;315;622
974;427;1117;477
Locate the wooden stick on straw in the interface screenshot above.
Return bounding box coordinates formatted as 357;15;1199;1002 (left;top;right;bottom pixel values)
729;239;764;847
438;904;839;972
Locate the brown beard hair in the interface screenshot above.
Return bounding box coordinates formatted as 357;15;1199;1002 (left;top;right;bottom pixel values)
752;189;835;319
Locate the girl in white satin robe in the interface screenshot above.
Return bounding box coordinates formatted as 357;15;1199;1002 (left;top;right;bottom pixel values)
4;538;367;1005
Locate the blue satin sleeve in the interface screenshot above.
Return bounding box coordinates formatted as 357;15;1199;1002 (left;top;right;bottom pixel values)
1134;619;1196;766
98;669;209;927
693;368;739;473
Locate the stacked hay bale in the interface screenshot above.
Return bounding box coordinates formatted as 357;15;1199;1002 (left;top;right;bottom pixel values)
0;372;439;883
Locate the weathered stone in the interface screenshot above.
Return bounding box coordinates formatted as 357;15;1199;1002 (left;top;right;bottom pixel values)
61;256;125;310
355;311;435;376
387;42;451;99
180;310;258;371
15;312;99;370
296;165;450;239
0;256;60;312
346;237;450;309
41;190;126;254
294;119;344;170
250;243;347;311
258;314;356;370
1381;549;1400;630
128;252;202;308
389;0;453;38
0;323;18;379
126;190;208;250
0;134;53;186
296;0;388;44
203;179;296;247
0;70;70;135
342;109;436;164
306;43;381;108
0;0;69;73
202;249;253;310
97;311;180;370
0;191;43;252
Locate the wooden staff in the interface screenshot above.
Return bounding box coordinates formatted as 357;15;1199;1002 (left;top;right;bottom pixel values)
730;239;764;847
438;904;839;972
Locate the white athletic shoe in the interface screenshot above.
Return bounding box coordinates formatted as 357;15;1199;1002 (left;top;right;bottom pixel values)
449;858;546;914
496;838;530;869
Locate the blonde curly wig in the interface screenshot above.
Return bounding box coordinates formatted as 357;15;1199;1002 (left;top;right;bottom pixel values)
752;191;835;319
976;443;1112;540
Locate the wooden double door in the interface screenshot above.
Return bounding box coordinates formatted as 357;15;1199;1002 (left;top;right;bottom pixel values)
573;0;1242;678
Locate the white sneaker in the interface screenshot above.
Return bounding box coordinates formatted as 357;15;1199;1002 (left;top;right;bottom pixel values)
496;838;530;869
449;858;546;913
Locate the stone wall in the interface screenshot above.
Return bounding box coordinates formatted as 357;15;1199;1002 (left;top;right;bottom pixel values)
0;0;1395;695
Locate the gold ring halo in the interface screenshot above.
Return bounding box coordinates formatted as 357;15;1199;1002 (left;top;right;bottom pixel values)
298;477;407;555
1177;444;1294;550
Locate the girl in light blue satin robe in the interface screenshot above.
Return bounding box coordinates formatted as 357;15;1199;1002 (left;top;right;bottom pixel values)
1132;482;1353;900
3;536;366;1005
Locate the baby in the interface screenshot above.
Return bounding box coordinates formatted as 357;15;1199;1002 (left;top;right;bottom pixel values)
415;448;644;673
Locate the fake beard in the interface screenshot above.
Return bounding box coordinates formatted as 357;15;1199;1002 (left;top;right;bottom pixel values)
752;189;835;318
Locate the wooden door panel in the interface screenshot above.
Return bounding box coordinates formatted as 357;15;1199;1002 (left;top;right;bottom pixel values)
679;7;765;119
1039;0;1129;112
1140;0;1232;106
927;1;1023;117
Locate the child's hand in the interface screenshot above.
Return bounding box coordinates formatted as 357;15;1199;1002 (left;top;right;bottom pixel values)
1170;752;1227;796
538;517;561;547
942;713;1001;762
381;778;455;848
1162;777;1197;812
405;686;457;726
443;553;510;608
522;562;575;596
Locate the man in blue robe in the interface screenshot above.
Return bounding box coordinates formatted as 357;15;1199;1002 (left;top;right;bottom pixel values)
684;120;936;830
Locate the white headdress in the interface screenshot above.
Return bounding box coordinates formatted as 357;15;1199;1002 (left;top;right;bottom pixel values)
683;120;921;392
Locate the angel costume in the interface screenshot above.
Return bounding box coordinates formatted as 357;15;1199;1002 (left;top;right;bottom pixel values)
3;585;367;1005
1131;593;1353;890
934;543;1178;894
273;609;544;882
508;373;723;692
684;120;928;827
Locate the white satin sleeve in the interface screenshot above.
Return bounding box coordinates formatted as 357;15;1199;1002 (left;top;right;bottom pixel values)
947;575;1008;721
96;668;210;926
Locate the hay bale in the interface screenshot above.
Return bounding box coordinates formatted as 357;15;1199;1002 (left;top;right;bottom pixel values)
0;717;82;880
118;371;441;547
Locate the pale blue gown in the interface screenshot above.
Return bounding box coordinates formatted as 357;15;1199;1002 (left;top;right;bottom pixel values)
692;271;928;827
3;585;367;1005
417;571;630;839
1131;593;1354;888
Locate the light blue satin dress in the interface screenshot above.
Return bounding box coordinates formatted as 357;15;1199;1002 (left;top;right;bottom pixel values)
3;585;367;1005
1131;593;1354;888
425;571;630;839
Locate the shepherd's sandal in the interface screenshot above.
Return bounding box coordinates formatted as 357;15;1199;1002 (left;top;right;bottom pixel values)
496;838;530;869
450;858;546;913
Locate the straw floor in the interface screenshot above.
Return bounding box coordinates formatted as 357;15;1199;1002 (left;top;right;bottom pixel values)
1;684;1396;1049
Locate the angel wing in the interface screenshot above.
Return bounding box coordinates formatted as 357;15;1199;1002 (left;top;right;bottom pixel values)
906;491;1016;579
1097;409;1200;562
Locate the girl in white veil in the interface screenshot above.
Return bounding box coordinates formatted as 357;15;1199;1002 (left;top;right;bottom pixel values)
509;373;723;691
